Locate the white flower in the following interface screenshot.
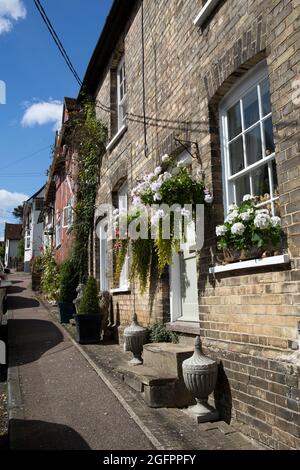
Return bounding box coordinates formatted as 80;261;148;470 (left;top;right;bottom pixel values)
270;216;281;227
154;193;162;201
254;212;271;229
154;166;162;176
132;196;142;207
151;181;162;192
113;209;119;216
216;225;227;237
204;193;213;204
240;210;252;221
227;204;238;213
181;208;191;218
162;154;170;163
231;222;246;236
225;210;239;223
163;172;172;181
243;194;255;202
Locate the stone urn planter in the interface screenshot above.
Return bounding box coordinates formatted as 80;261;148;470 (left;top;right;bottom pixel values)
182;336;219;423
123;313;148;365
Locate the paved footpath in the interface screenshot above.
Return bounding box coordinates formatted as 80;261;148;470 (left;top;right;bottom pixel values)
7;273;153;450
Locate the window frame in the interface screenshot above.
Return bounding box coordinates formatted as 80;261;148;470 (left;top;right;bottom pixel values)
116;181;129;290
62;198;74;230
117;56;127;131
55;215;62;248
25;229;31;250
219;61;278;215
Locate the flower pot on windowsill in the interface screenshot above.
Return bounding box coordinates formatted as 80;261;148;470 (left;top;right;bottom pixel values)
74;313;103;344
58;301;76;324
223;246;282;264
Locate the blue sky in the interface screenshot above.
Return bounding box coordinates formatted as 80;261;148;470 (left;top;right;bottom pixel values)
0;0;113;239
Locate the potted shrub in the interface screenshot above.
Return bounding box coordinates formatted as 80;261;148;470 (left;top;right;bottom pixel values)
58;260;78;323
74;276;102;344
215;195;282;264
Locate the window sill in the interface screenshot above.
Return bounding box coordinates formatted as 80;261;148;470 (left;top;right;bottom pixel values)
110;286;131;294
209;254;290;275
166;321;200;335
106;125;127;152
194;0;221;27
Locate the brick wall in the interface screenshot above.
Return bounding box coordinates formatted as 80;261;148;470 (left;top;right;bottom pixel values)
90;0;300;448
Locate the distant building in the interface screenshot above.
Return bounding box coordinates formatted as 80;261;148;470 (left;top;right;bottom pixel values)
43;97;78;265
4;223;22;268
23;186;45;272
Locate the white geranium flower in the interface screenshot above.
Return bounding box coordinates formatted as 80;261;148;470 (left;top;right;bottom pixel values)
154;166;162;176
162;154;170;163
216;225;227;237
204;193;213;204
270;216;281;227
231;222;245;236
132;196;142;207
163;172;172;181
154;193;162;201
226;210;239;223
240;210;252;221
151;181;162;192
254;212;271;229
227;204;238;213
243;194;255;202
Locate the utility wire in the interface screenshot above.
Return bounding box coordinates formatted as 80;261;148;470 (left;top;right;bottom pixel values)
33;0;82;87
1;145;52;171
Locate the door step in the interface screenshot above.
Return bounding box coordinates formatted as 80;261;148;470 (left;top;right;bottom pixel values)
117;343;194;408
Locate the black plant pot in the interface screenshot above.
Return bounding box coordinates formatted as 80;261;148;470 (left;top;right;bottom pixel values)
74;314;102;345
58;302;76;324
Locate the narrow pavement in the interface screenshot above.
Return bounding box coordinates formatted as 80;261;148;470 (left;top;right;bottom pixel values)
7;272;153;450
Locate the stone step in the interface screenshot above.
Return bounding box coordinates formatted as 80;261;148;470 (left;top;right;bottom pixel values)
117;364;195;408
143;342;194;377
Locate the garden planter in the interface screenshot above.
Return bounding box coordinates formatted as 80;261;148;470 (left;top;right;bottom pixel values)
74;314;102;344
58;302;76;324
182;336;219;423
124;313;148;365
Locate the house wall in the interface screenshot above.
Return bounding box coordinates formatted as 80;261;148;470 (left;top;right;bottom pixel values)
24;191;45;272
5;240;19;267
91;0;300;449
53;151;76;265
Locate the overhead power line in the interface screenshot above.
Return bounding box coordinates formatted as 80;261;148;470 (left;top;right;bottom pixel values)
33;0;82;87
1;145;52;171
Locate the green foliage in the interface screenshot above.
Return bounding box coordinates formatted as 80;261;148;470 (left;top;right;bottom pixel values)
18;238;25;259
130;237;153;293
31;256;43;273
41;248;60;302
0;243;5;260
59;259;79;303
12;205;24;221
67;100;107;283
78;276;100;315
114;238;129;287
149;324;178;344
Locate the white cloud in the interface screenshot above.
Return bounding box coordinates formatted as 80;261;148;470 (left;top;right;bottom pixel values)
0;189;28;210
0;0;26;35
21;100;63;131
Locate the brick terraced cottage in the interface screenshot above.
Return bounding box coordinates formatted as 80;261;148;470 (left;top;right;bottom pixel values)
80;0;299;449
44;97;78;265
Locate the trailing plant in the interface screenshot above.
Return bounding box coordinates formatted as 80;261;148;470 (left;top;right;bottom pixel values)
216;195;282;254
113;154;212;292
78;276;100;315
18;238;25;259
40;248;60;302
59;259;79;304
31;256;43;274
149;324;179;344
66;99;107;283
